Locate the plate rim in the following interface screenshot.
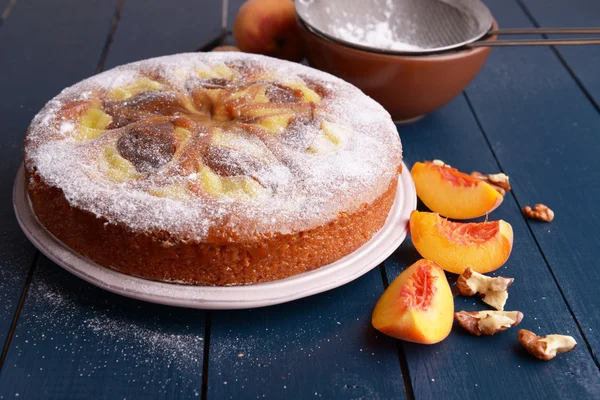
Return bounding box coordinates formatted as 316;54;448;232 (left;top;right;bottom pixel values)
13;162;416;309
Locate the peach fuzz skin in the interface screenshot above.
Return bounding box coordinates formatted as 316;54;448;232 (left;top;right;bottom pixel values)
411;161;503;219
233;0;304;61
372;259;454;344
410;211;514;274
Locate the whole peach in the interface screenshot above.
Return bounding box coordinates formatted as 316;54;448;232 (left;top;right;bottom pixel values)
233;0;304;61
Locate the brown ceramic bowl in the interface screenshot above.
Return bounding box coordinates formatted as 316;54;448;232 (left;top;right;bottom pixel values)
299;19;498;122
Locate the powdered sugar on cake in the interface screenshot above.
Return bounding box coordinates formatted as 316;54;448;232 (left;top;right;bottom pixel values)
25;53;402;241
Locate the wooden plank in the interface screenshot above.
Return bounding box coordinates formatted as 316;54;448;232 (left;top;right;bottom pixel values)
0;0;117;228
0;0;117;359
227;0;246;29
0;0;212;396
0;0;12;21
0;257;206;398
466;0;600;357
518;0;600;108
0;235;35;355
392;96;600;399
207;268;408;399
103;0;222;69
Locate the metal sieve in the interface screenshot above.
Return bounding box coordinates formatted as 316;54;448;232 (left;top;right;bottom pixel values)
295;0;600;54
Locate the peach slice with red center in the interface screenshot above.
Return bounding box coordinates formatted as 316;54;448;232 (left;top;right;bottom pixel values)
410;211;513;274
411;161;504;219
372;259;454;344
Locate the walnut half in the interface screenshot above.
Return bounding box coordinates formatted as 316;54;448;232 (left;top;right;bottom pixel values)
470;171;511;195
523;204;554;222
456;267;514;311
518;329;576;360
455;310;523;336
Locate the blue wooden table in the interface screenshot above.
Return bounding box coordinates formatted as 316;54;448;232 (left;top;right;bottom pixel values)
0;0;599;398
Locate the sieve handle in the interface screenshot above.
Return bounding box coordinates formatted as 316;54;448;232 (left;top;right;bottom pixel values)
469;26;600;47
468;37;600;47
489;27;600;35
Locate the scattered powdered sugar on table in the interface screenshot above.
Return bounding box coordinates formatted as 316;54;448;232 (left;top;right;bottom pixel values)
25;52;402;241
11;267;204;395
85;315;203;365
0;235;35;322
205;293;385;398
34;278;203;365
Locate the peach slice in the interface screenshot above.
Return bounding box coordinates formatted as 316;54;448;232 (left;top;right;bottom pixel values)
411;161;504;219
410;211;513;274
307;121;351;155
148;184;193;202
109;77;163;101
71;105;113;142
372;259;454;344
102;147;137;182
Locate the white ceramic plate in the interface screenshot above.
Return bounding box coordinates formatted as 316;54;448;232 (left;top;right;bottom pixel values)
13;163;416;309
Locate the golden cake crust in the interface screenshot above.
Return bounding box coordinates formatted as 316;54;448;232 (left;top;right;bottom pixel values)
24;53;402;285
27;170;397;285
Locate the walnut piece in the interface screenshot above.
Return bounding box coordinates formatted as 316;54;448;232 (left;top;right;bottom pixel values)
455;310;523;336
470;171;511;195
522;204;554;222
518;329;577;360
456;267;514;311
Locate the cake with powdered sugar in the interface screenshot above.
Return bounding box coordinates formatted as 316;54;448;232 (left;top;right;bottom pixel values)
24;52;402;285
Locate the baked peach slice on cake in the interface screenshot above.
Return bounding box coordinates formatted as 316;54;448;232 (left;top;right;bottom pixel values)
411;160;506;219
372;259;454;344
410;211;513;274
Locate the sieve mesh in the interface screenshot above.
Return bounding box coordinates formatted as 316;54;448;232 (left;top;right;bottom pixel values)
296;0;494;54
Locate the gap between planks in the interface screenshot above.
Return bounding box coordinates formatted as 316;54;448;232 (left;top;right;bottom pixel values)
198;0;235;51
462;91;600;369
96;0;126;74
201;311;212;400
514;0;600;115
197;33;229;53
0;0;126;374
0;252;39;371
379;264;416;400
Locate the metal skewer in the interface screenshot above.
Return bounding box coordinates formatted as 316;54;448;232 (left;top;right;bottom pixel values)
469;27;600;47
488;27;600;35
468;37;600;47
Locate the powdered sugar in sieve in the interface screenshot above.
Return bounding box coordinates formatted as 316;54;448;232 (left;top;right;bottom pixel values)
296;0;494;54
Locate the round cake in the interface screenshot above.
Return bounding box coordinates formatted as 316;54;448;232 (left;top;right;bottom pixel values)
24;52;402;285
